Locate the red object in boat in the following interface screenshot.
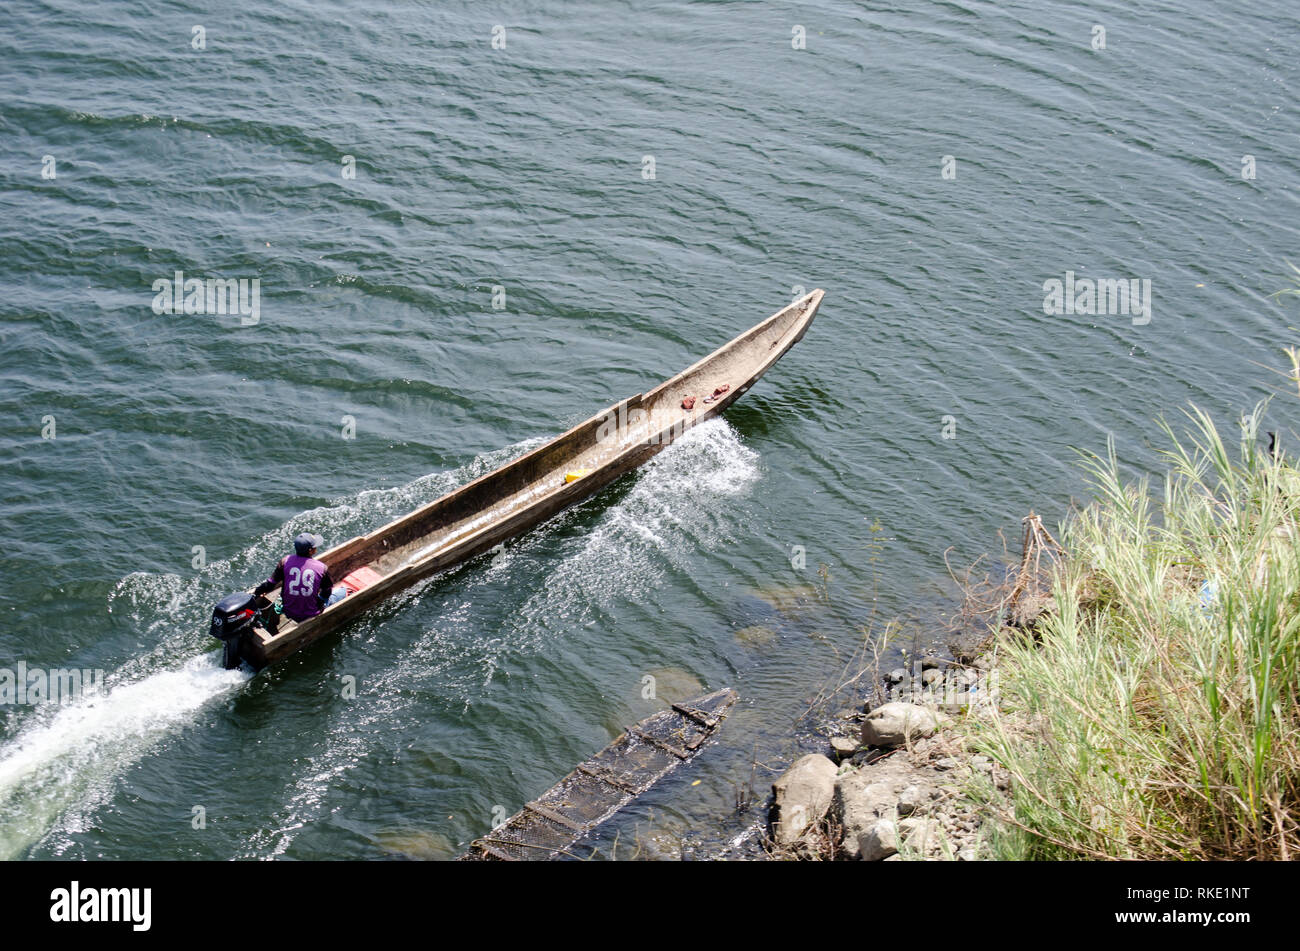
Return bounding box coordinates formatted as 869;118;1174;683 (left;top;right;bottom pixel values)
340;565;383;594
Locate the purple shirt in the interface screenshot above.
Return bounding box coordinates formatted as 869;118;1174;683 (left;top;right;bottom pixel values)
255;554;333;621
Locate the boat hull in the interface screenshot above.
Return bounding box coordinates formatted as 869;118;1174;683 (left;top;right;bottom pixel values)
236;289;824;669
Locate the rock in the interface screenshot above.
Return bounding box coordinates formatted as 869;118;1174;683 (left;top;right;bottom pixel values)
833;768;903;860
920;657;943;671
886;668;909;685
933;756;961;771
752;584;820;617
734;624;778;649
966;690;1000;719
375;828;456;860
623;666;704;722
899;817;947;857
771;754;837;847
921;668;944;687
1009;591;1052;629
896;784;924;818
830;736;859;761
861;820;898;861
882;687;912;707
860;702;947;748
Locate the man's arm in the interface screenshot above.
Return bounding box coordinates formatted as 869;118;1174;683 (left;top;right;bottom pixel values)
253;559;285;597
316;571;334;607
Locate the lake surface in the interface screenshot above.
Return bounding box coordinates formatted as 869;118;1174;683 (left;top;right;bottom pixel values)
1;0;1297;859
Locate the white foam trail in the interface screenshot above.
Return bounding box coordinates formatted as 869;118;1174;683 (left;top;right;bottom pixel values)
511;417;760;631
1;424;756;859
0;657;249;859
0;438;547;859
244;418;760;858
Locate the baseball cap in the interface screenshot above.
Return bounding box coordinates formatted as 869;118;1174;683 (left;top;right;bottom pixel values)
294;532;325;555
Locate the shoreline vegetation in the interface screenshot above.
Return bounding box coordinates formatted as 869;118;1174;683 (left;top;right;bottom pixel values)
766;389;1300;861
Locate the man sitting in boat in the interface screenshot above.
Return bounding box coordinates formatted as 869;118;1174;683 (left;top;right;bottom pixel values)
254;532;346;622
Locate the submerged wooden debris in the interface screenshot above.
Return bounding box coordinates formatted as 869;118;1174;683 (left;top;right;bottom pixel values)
461;687;738;861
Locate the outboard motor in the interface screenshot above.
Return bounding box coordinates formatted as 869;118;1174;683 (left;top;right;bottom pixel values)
210;592;260;670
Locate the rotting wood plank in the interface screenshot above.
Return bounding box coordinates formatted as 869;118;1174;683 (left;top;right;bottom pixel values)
576;763;645;795
460;688;738;861
671;702;720;728
628;727;690;760
523;801;586;833
473;841;515;862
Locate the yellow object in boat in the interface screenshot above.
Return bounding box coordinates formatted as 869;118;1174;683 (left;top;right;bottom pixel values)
564;469;592;484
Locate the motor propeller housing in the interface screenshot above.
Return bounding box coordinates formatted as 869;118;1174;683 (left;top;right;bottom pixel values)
209;592;261;669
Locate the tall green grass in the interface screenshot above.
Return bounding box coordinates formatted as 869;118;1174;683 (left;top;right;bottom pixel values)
978;403;1300;859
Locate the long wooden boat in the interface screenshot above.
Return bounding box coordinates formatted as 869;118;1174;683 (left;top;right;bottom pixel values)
461;687;738;860
215;290;824;670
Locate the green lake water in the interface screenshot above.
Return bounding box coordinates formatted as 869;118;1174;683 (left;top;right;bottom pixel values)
0;0;1296;858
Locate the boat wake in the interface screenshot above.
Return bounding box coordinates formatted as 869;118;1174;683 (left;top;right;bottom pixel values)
0;657;250;860
1;423;758;859
0;438;544;860
507;415;761;645
241;418;760;859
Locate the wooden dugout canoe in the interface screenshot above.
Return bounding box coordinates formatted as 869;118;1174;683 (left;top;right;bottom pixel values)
229;289;824;670
461;687;739;860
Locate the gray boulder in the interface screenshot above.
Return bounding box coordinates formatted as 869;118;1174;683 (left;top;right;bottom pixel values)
860;819;898;861
899;817;947;857
771;754;837;846
830;736;860;761
896;784;924;818
860;702;947;748
833;767;902;860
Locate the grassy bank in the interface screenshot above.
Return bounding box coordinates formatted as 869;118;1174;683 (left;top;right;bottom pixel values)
974;403;1300;860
